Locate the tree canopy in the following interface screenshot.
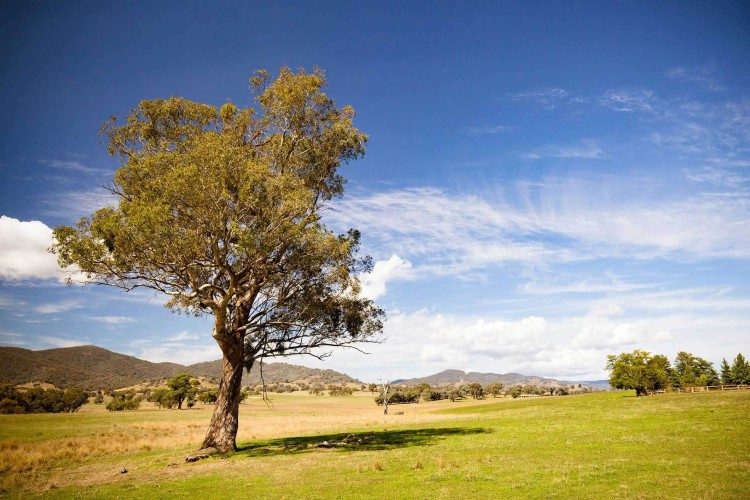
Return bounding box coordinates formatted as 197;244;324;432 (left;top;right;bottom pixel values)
673;351;719;388
51;67;383;452
606;350;672;396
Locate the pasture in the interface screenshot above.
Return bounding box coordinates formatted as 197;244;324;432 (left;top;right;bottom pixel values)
0;391;748;498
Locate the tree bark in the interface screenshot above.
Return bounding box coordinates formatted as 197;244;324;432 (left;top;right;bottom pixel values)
199;340;244;453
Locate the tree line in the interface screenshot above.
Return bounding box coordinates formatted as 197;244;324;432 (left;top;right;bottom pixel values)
374;381;593;406
0;386;88;414
607;350;749;396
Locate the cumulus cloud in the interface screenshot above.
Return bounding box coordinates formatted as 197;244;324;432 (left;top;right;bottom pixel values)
138;343;221;365
0;216;66;281
359;255;413;300
367;306;680;379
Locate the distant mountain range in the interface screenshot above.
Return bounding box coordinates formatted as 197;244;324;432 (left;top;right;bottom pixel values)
0;345;609;391
0;345;359;391
393;369;610;390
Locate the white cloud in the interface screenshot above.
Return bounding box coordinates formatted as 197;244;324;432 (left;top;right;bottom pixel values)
0;331;25;346
168;331;201;341
138;343;221;365
465;125;511;135
359;255;412;300
331;182;750;279
41;159;108;175
34;300;82;314
599;88;654;112
521;276;652;295
509;88;569;108
0;216;68;281
85;315;136;325
311;284;750;381
666;64;724;92
41;188;118;219
370;307;678;379
520;141;605;160
39;336;89;348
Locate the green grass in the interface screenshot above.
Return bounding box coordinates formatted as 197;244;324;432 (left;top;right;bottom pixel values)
1;391;748;498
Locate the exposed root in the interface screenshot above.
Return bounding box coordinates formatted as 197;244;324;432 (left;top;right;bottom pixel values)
185;447;218;463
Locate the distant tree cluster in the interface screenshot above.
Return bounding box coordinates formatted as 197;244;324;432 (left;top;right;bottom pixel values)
0;386;87;414
328;384;355;396
106;392;141;411
243;381;358;396
375;382;504;406
607;350;749;396
143;373;221;409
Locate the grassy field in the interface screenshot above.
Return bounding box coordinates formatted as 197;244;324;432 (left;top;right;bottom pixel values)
0;390;748;498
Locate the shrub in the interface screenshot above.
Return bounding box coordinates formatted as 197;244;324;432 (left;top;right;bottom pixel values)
197;389;218;404
106;396;140;411
329;385;355;396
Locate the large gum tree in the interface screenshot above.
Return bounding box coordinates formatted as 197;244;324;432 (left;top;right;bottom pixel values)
52;68;384;453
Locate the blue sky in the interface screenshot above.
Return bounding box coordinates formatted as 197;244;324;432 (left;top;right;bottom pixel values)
1;1;748;380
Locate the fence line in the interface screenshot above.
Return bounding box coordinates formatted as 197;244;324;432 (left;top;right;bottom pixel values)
675;384;749;393
648;384;749;395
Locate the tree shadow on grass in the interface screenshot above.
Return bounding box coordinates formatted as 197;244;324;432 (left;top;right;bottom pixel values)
235;427;490;458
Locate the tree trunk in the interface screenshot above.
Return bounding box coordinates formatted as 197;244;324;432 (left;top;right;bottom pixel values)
199;345;244;452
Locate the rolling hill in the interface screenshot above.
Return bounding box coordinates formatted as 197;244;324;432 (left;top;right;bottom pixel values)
0;345;359;390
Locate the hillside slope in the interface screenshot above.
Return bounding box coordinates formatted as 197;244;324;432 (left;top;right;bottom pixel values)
188;359;361;386
0;345;359;390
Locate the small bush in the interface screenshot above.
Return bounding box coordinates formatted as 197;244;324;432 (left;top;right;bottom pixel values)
329;385;355;396
106;398;140;411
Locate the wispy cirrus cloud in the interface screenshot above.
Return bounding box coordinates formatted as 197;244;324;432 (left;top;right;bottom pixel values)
41;188;118;219
465;125;512;135
41;159;108;176
330;179;750;279
519;141;605;160
598;88;655;112
0;330;25;345
508;87;569;107
34;300;82;314
85;315;136;325
666;64;725;92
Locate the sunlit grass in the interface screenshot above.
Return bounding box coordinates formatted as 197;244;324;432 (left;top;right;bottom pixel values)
0;391;747;498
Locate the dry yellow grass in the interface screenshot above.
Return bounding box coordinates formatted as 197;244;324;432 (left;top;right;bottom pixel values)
0;391;498;494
